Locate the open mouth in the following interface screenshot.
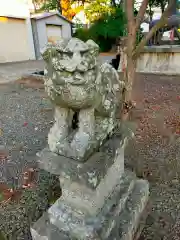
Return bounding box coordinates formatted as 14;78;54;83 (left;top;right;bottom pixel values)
60;75;86;85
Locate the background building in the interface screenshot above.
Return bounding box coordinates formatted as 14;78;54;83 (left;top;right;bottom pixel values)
0;0;72;63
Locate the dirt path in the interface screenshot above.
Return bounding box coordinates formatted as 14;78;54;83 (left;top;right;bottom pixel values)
0;60;45;84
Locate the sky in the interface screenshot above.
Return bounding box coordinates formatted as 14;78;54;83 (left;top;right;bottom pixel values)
0;0;30;17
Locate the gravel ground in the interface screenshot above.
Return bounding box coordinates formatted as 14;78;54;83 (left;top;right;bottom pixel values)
0;73;179;239
125;73;180;239
0;79;53;186
0;78;61;239
0;60;44;84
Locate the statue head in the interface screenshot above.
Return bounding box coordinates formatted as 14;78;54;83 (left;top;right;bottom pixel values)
41;38;100;86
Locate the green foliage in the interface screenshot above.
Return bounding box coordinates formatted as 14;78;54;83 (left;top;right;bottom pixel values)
75;7;126;52
85;0;112;22
149;0;168;12
92;7;126;38
74;27;93;42
40;0;57;11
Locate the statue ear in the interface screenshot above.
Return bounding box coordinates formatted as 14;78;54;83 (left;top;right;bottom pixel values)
41;44;58;62
86;39;99;57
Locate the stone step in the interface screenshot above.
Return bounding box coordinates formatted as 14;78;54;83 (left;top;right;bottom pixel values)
57;170;136;217
111;179;149;240
31;212;69;240
31;172;149;240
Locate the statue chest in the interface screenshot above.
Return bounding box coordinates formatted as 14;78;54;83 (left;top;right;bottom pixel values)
56;85;98;110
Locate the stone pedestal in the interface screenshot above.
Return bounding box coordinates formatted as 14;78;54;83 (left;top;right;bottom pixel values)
31;132;149;240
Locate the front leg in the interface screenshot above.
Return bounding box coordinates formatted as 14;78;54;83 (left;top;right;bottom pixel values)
48;106;70;153
70;108;95;160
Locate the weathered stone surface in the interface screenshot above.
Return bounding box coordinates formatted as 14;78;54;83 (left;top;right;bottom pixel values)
110;180;149;240
31;212;69;240
56;170;134;216
32;130;149;240
118;45;180;75
31;174;149;240
142;45;180;53
31;38;149;240
37;131;127;215
37;130;126;190
41;38;124;162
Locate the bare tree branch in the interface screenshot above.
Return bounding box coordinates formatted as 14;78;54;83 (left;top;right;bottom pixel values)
111;0;117;7
135;0;149;30
133;0;176;59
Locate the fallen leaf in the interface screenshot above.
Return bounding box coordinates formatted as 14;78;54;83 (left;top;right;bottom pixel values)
0;129;3;136
23;122;28;127
0;193;4;202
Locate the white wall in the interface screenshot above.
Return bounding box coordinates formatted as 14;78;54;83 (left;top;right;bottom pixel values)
0;0;35;61
118;46;180;75
0;0;29;18
136;51;180;75
36;15;71;57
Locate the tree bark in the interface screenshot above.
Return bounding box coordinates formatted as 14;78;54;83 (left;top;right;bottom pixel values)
122;0;136;106
121;0;175;113
32;0;37;12
135;0;149;30
149;4;153;21
160;2;165;13
111;0;117;7
57;0;62;13
120;0;126;11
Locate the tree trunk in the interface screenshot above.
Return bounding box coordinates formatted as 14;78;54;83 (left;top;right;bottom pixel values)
121;0;175;117
32;0;37;12
160;3;165;13
125;55;136;105
120;0;126;11
57;0;62;13
111;0;117;7
122;0;137;111
149;5;153;20
125;31;136;105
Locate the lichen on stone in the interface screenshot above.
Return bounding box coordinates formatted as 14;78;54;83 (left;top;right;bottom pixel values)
41;38;125;161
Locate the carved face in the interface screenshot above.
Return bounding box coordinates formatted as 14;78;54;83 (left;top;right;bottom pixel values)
42;38;100;87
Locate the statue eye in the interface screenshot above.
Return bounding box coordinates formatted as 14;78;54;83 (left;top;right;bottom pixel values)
58;52;62;58
82;52;89;59
63;54;72;60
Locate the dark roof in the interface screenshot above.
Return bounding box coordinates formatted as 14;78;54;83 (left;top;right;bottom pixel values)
30;11;72;24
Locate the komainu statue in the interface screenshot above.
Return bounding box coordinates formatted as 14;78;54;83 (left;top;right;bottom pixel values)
41;38;124;161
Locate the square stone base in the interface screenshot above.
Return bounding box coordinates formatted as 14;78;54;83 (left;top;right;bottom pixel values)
31;172;149;240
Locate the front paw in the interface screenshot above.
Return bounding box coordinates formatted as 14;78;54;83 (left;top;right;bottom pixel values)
70;132;93;158
56;140;70;156
48;126;68;154
48;136;59;153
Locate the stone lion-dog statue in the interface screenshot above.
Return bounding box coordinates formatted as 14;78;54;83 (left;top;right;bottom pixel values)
41;38;124;162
